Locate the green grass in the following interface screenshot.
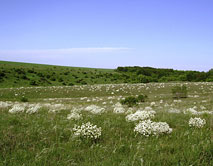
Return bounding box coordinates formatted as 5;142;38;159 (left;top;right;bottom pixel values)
0;82;213;165
0;109;212;166
1;61;212;89
0;61;121;88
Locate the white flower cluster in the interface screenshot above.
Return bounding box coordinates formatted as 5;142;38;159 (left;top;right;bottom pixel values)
184;108;198;115
0;101;12;108
9;104;25;113
45;103;66;113
189;117;206;128
113;102;125;114
73;122;101;139
184;108;213;115
134;120;172;137
8;103;41;114
126;110;156;122
84;105;105;114
67;112;82;120
150;102;156;107
26;104;41;114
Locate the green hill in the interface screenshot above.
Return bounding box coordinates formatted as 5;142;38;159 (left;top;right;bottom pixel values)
0;61;212;88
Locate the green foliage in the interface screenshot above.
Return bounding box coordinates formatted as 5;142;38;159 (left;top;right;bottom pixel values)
0;82;212;165
137;94;148;102
0;61;213;88
20;96;29;102
172;85;188;98
0;107;212;165
121;96;138;107
116;66;212;82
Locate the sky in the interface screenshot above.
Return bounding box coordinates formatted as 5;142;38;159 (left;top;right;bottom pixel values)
0;0;212;71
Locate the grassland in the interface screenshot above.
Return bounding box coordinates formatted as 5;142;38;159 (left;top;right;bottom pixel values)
0;61;124;88
0;61;212;88
0;82;212;165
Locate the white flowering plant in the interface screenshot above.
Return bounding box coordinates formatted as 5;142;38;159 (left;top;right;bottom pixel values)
73;122;102;141
67;112;82;120
189;117;206;128
134;120;172;137
126;110;156;122
9;104;25;114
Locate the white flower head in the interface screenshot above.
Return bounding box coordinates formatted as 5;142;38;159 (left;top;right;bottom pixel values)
189;117;206;128
73;122;102;140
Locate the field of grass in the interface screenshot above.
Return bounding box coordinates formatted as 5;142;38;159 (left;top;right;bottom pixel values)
0;82;212;165
1;61;212;89
0;61;127;88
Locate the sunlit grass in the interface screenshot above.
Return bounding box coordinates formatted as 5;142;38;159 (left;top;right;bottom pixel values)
0;82;213;165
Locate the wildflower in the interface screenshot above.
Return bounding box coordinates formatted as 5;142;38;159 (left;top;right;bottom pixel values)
184;108;198;115
67;112;82;120
0;101;12;108
189;117;206;128
113;102;125;114
84;105;105;114
73;122;101;140
26;104;41;114
134;120;172;136
126;110;156;122
9;104;25;113
150;102;156;107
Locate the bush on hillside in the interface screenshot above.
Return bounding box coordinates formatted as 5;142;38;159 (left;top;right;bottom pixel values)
137;94;148;102
121;96;138;107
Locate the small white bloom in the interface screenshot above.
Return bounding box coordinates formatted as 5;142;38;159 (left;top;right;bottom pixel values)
126;110;156;122
73;122;101;140
9;104;25;113
189;117;206;128
134;120;172;136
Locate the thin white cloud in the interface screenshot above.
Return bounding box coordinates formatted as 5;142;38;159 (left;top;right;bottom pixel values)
0;47;131;56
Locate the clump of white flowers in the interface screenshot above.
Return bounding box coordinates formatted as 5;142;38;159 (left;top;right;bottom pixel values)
45;103;67;113
67;107;82;120
134;120;172;137
189;117;206;128
113;102;125;114
9;104;25;113
184;108;198;115
126;110;156;122
67;112;82;120
84;105;105;114
150;102;156;107
73;122;102;140
0;101;12;108
26;104;41;114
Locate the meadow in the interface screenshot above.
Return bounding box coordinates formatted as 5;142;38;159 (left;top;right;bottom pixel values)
1;61;213;88
0;82;212;165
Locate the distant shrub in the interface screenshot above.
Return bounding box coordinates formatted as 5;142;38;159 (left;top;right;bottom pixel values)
50;77;56;81
68;83;74;86
121;96;138;107
37;72;44;77
20;97;28;102
172;85;187;98
20;75;28;80
0;72;6;77
28;69;35;73
58;77;63;82
46;74;51;79
137;94;148;102
29;80;38;86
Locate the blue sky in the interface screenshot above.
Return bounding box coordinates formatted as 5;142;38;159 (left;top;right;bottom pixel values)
0;0;212;71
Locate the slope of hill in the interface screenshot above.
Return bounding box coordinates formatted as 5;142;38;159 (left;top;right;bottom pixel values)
0;61;212;88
